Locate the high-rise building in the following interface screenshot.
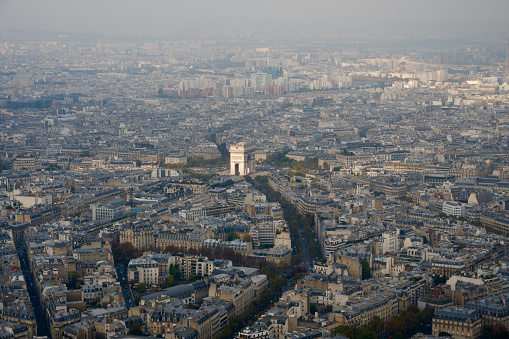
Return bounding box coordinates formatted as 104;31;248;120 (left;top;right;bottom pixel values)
250;73;272;91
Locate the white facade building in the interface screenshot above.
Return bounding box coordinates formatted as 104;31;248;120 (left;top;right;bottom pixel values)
251;73;272;91
164;155;187;165
127;257;159;286
442;201;465;217
92;203;126;221
382;230;400;254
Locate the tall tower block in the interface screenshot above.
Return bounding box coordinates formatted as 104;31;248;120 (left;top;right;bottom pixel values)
230;142;256;176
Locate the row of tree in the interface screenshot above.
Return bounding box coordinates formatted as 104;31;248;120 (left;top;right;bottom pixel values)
385;305;434;338
111;242;143;266
333;316;383;339
162;244;273;269
334;304;435;339
482;324;509;339
249;175;322;260
215;260;292;339
264;153;320;175
112;239;271;272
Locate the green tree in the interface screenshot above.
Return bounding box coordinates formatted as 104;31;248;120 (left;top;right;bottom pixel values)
94;303;102;309
188;274;203;282
333;325;360;338
269;277;287;294
407;304;420;314
370;316;383;333
361;260;371;280
130;323;143;335
169;264;181;281
45;163;62;171
291;255;302;266
136;282;146;294
418;307;435;326
359;327;376;339
433;275;447;286
67;272;79;290
492;324;508;339
385;318;404;335
259;268;275;280
402;311;419;334
243;234;254;244
228;232;240;241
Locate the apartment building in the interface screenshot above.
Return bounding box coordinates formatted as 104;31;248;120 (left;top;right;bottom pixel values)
466;292;509;329
92;202;126;221
210;279;255;317
432;306;482;339
128;257;159;286
120;223;155;250
169;255;214;280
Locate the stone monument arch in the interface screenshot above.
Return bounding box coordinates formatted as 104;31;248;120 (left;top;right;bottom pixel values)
229;142;256;176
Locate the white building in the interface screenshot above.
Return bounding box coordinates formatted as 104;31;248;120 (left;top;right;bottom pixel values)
151;168;182;180
13;194;52;208
127;257;159;286
250;223;275;247
179;207;207;221
169;256;215;280
164;155;187;165
442;201;465;217
92;203;126;221
382;230;400;254
250;73;272;91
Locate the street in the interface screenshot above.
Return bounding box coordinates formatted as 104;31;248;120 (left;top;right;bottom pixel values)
296;226;314;270
115;264;135;308
15;242;51;337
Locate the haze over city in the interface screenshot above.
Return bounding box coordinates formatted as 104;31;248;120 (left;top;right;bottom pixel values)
1;0;509;38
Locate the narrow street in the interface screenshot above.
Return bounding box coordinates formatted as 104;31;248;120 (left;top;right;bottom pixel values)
15;242;51;337
116;264;135;308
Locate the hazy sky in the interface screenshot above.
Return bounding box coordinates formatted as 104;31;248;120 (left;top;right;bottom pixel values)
1;0;508;38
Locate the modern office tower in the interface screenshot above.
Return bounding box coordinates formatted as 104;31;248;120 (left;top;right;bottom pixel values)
250;73;272;91
262;66;283;79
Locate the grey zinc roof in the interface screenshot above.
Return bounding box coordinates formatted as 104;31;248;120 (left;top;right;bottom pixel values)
141;284;195;301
